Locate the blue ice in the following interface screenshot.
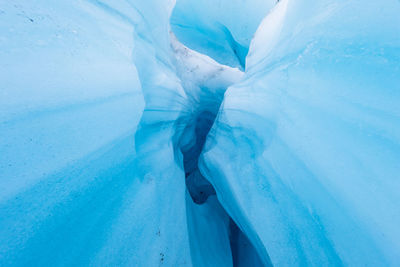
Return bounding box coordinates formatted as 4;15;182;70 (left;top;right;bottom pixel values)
1;0;400;266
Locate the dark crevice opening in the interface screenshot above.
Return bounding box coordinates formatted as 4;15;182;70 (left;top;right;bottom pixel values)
174;88;265;266
182;109;217;205
229;219;266;267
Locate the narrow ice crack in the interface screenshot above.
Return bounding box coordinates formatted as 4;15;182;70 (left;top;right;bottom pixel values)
170;33;266;266
170;32;241;204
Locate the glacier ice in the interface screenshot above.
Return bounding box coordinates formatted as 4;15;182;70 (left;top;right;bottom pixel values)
170;0;276;69
201;0;400;265
0;0;191;265
0;0;400;266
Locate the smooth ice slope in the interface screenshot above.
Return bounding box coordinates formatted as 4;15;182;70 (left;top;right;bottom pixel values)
201;0;400;265
0;0;143;202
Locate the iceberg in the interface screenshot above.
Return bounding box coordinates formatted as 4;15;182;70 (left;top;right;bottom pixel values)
0;0;399;266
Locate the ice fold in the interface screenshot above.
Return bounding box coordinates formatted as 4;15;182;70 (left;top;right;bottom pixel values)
170;0;276;69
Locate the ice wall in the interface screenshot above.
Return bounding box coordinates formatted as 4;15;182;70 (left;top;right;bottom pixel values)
0;0;143;203
201;0;400;265
0;0;191;265
1;0;400;266
171;0;276;69
0;0;257;265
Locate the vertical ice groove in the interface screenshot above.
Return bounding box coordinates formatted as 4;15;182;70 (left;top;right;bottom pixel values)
171;32;268;266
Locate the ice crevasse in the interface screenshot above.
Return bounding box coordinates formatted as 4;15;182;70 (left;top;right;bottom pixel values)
0;0;399;266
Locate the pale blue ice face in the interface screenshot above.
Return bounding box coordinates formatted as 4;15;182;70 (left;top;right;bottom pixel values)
0;1;190;265
1;0;400;266
201;0;400;265
171;0;275;69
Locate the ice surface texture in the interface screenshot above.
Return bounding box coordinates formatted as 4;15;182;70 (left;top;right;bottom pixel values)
201;0;400;265
0;0;190;265
1;0;400;266
171;0;275;69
